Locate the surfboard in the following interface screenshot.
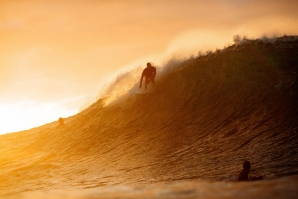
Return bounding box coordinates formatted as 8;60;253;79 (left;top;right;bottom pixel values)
134;91;148;95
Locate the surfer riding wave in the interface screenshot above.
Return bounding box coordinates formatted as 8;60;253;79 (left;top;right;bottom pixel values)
139;62;156;90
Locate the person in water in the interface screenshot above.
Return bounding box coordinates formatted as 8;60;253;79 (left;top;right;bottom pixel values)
57;117;64;128
139;62;156;89
238;161;263;181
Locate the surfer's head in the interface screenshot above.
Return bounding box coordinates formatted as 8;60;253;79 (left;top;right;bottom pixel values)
243;161;251;170
147;62;151;67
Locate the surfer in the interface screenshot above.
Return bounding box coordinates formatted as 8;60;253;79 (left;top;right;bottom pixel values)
238;161;263;181
139;62;156;89
57;117;64;128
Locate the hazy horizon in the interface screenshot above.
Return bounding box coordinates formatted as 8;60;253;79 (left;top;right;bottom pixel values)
1;0;298;135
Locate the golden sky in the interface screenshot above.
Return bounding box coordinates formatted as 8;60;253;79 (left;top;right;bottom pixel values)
1;0;298;134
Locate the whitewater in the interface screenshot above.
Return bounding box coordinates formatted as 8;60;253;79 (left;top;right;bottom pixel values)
0;36;298;199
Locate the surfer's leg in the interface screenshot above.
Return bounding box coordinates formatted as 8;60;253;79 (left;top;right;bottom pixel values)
145;78;149;89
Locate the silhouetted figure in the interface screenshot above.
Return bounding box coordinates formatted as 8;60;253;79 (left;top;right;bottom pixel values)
238;161;263;181
139;62;156;90
57;117;64;128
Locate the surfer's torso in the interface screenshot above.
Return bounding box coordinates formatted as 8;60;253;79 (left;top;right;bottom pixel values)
142;66;156;79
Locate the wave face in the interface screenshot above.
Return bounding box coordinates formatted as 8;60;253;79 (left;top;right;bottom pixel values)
0;36;298;196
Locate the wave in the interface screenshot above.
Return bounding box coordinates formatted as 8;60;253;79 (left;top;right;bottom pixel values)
0;35;298;196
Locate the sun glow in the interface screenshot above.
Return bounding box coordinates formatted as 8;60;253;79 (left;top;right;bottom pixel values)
0;101;77;135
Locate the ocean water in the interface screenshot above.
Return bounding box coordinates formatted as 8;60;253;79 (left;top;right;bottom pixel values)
0;36;298;198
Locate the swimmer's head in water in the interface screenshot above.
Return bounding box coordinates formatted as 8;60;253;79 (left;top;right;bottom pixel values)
243;161;251;170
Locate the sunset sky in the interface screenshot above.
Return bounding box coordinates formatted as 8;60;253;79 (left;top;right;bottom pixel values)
1;0;298;135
